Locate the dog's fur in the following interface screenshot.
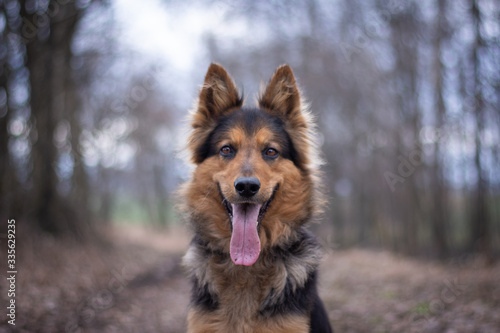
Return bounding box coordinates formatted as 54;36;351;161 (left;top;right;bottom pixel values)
181;63;332;333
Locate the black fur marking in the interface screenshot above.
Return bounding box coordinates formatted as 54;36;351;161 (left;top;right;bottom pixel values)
195;107;300;166
259;270;317;318
259;230;320;317
310;291;333;333
259;230;333;331
271;228;320;260
195;135;213;164
188;236;220;312
193;233;225;257
190;277;219;312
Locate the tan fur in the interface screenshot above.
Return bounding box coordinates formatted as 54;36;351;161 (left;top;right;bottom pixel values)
188;310;309;333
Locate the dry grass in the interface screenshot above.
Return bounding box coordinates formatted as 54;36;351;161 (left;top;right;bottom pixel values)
319;249;500;332
1;225;499;332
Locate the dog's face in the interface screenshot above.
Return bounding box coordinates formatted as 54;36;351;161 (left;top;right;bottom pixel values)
184;64;316;266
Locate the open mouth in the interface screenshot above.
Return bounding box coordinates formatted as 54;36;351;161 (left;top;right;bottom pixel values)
220;185;278;266
222;191;275;225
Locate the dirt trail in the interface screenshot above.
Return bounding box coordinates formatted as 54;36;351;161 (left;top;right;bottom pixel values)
1;226;499;332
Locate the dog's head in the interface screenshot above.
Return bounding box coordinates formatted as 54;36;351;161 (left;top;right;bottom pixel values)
184;64;319;266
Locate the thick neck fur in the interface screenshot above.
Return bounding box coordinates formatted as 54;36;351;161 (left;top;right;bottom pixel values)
183;228;322;330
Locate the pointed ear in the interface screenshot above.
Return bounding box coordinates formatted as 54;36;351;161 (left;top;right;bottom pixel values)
259;65;301;120
188;63;242;164
195;63;242;125
260;65;314;169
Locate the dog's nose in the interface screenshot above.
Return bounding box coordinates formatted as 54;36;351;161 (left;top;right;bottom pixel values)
234;177;261;198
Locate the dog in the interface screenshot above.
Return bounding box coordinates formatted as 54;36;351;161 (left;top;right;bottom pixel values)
181;63;332;333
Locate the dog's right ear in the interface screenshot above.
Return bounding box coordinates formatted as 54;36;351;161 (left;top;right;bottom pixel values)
188;63;242;164
194;63;242;127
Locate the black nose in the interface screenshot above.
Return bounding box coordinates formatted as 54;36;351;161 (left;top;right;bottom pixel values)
234;177;261;198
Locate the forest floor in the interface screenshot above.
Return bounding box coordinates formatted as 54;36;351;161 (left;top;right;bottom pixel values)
1;224;499;333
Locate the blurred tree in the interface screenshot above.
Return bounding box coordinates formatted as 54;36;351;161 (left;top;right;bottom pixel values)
432;0;450;259
0;2;21;218
388;3;423;255
469;0;490;258
21;0;91;236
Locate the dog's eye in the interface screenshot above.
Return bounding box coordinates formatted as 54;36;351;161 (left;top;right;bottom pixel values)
220;145;235;157
264;148;279;159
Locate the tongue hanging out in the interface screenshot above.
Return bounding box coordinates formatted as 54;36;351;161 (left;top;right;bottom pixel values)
230;203;262;266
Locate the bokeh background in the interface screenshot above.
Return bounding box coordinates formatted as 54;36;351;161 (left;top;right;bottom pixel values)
1;0;500;331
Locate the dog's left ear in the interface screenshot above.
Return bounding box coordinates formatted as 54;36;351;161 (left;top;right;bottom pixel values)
259;65;302;122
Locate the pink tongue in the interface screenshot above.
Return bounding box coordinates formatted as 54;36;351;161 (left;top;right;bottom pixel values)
230;203;262;266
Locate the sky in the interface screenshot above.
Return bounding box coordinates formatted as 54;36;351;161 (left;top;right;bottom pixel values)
110;0;261;113
112;0;250;71
113;0;204;72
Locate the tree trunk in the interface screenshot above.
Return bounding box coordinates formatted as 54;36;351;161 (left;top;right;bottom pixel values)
26;35;59;233
469;0;490;258
23;0;88;236
0;8;15;217
431;0;448;259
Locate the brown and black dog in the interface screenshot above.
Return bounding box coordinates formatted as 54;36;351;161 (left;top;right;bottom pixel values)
181;63;332;333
